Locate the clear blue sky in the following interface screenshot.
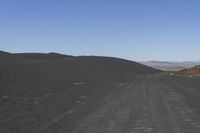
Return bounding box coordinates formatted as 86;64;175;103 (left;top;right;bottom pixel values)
0;0;200;61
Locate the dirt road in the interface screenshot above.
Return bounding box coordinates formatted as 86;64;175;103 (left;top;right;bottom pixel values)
42;74;200;133
2;72;200;133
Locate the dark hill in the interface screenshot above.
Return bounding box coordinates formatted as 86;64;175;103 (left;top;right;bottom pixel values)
0;51;34;65
0;51;159;82
0;51;160;133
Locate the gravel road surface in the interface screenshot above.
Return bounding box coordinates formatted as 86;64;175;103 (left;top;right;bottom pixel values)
41;74;200;133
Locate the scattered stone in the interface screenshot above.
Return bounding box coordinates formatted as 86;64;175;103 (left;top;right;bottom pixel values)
184;118;192;122
33;101;39;104
133;127;153;132
170;73;174;76
3;96;9;98
73;82;86;85
76;101;80;104
43;93;52;98
67;110;73;114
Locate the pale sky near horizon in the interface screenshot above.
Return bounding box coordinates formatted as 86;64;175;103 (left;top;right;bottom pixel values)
0;0;200;61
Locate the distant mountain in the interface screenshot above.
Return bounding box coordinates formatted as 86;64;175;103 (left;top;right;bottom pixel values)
141;61;200;71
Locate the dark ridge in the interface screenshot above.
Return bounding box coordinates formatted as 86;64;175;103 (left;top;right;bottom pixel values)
14;52;74;59
0;51;37;65
0;51;160;82
0;50;28;64
0;50;11;55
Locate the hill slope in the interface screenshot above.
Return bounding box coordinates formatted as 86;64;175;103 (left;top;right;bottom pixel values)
1;52;159;82
0;51;160;133
177;65;200;77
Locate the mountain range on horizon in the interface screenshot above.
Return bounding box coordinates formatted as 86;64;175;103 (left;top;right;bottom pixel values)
140;61;200;71
1;50;200;72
